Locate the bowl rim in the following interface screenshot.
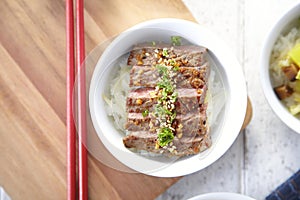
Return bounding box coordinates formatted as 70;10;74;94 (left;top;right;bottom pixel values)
187;192;256;200
260;2;300;134
89;18;248;177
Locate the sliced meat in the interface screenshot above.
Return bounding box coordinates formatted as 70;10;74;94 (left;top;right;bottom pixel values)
281;63;299;81
129;63;209;89
274;84;293;100
124;43;210;157
127;44;207;67
125;108;208;137
123;131;211;157
175;88;207;115
126;87;207;115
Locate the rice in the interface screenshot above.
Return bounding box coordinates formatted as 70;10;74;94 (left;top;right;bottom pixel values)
270;26;300;117
206;55;226;127
102;55;131;131
270;27;300;87
103;54;226;133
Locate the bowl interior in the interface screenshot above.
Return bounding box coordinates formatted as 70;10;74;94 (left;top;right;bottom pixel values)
260;3;300;134
89;19;247;177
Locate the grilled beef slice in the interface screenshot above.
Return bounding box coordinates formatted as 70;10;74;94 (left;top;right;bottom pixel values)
127;44;207;67
129;63;209;89
126;87;207;115
125;105;208;137
123;131;211;157
123;43;211;157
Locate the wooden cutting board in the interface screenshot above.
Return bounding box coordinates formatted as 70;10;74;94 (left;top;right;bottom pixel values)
0;0;196;199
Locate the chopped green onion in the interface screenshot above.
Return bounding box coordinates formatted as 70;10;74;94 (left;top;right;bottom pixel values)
161;89;168;100
169;59;176;66
154;105;163;117
155;104;173;116
164;108;172;115
170;112;176;123
171;91;178;100
162;49;169;57
157;79;174;94
153;52;180;147
157;127;174;147
142;110;149;117
171;36;181;46
155;104;170;116
156;64;168;75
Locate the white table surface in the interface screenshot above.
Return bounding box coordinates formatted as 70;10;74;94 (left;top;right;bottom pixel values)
156;0;300;200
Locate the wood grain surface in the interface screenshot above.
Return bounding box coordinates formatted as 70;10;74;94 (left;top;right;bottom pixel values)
0;0;195;199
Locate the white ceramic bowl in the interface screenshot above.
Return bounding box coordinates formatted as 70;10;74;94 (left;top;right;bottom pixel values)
260;2;300;134
187;192;256;200
89;18;247;177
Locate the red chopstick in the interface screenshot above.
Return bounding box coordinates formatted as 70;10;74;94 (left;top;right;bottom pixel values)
66;0;76;199
76;0;88;199
66;0;87;199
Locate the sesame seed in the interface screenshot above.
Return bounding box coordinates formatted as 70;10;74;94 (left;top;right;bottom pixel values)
158;57;162;63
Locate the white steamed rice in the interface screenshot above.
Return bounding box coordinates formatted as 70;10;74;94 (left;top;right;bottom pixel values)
103;56;131;131
270;27;300;86
270;26;300;116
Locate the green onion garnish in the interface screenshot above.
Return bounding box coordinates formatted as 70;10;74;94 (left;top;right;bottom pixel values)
142;110;149;117
162;49;169;57
171;36;181;46
157;127;174;147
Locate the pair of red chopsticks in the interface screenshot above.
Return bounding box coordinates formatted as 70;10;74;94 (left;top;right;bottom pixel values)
66;0;87;199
